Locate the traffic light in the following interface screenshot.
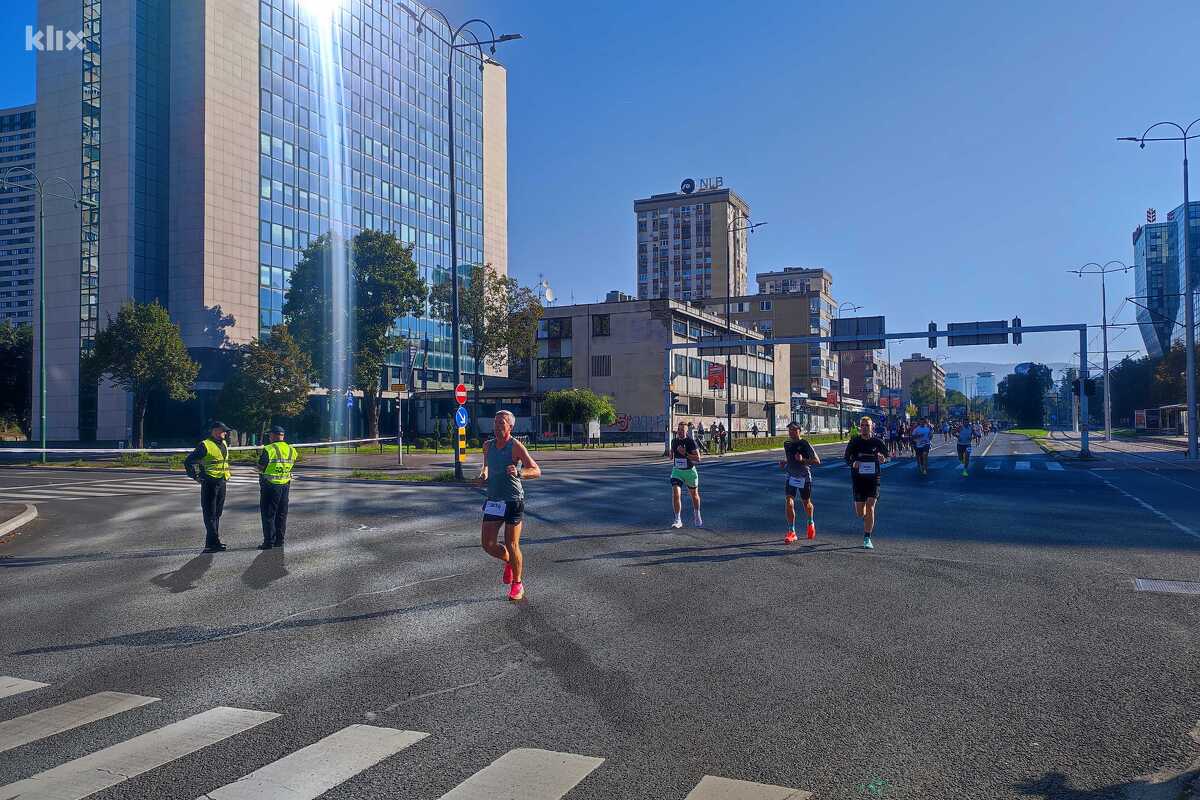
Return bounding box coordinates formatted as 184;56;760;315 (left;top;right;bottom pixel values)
671;392;680;407
927;322;937;349
1011;316;1022;345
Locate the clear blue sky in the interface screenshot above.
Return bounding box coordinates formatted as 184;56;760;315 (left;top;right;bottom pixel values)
5;0;1198;369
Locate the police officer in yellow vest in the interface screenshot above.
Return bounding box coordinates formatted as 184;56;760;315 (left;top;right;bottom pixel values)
183;421;232;553
256;425;298;549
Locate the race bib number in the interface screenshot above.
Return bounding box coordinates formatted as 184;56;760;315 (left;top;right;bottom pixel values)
674;457;690;469
858;462;877;475
787;475;808;488
483;500;507;517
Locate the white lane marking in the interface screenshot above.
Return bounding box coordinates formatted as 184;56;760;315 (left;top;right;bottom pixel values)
985;463;1001;471
0;677;48;700
0;692;158;754
980;432;999;457
198;725;427;800
1015;461;1031;471
1090;472;1200;541
1045;462;1064;471
437;748;604;800
686;775;813;800
0;707;279;800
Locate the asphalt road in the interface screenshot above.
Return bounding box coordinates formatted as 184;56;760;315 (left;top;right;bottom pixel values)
0;433;1197;799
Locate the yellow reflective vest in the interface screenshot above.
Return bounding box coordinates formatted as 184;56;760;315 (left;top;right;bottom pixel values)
262;441;298;484
200;438;230;480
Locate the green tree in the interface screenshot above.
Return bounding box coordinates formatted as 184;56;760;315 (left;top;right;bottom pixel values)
83;301;199;447
430;264;542;435
0;321;33;438
284;230;427;439
217;325;313;439
908;375;945;413
945;388;969;409
997;363;1052;428
542;388;618;434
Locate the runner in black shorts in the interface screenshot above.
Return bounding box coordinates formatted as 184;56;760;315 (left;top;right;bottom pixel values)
779;421;820;543
844;416;888;549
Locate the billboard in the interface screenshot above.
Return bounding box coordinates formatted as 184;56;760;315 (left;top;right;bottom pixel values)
707;363;726;389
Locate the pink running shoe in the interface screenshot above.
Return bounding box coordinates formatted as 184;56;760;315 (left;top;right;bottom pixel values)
503;563;514;585
508;581;525;601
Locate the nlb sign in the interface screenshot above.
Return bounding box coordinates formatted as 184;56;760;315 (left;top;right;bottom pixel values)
680;176;724;194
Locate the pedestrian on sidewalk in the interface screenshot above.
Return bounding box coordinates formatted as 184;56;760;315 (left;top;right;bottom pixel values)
184;421;231;553
256;425;298;549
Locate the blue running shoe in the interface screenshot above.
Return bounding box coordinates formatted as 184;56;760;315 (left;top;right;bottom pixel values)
863;536;874;550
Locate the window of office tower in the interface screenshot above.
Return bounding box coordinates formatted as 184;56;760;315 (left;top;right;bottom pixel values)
257;0;485;374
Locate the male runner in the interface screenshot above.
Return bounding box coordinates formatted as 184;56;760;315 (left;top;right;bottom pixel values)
844;416;889;549
669;420;702;528
779;421;821;543
887;419;900;457
476;410;542;601
956;418;975;476
941;421;951;442
911;417;933;475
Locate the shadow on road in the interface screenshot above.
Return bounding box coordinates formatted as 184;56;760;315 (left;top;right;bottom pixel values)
241;548;289;589
1013;768;1198;799
553;539;858;566
2;547;200;569
150;553;214;593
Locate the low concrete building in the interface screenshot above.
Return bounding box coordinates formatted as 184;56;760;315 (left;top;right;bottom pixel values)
531;298;790;436
839;349;902;409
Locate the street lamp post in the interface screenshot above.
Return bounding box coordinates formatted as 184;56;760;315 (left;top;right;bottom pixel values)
1120;119;1200;459
724;211;765;445
833;301;862;437
1068;261;1131;442
0;167;91;463
410;7;521;480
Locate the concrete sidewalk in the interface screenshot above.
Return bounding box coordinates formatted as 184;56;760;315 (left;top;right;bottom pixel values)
1039;430;1200;468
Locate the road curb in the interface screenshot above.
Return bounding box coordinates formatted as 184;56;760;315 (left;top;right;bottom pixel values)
0;503;38;539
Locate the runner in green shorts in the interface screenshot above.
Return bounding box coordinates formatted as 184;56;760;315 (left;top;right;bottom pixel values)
669;420;702;528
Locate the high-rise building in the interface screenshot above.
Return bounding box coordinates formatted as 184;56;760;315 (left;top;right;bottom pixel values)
1133;219;1177;358
635;182;750;302
0;105;36;326
34;0;506;442
975;371;996;396
945;372;963;394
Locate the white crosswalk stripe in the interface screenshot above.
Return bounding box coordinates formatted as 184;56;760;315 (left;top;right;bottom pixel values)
686;775;813;799
1015;461;1031;471
0;676;48;700
438;748;604;800
1045;461;1064;471
0;473;260;503
0;679;812;798
0;706;279;800
198;725;427;800
0;692;158;754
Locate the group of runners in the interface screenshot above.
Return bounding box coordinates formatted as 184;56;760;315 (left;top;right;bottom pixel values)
473;408;993;602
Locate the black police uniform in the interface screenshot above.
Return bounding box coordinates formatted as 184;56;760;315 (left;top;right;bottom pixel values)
184;434;230;552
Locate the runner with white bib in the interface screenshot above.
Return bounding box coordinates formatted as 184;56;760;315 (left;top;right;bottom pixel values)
476;410;541;601
669;420;702;528
956;420;975;477
843;416;889;549
780;421;820;543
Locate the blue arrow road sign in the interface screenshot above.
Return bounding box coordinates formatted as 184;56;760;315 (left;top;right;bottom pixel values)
455;405;469;428
346;393;354;408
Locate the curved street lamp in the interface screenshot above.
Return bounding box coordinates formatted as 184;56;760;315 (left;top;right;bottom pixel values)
833;301;862;437
1068;260;1132;442
0;166;93;463
1119;119;1200;459
724;213;766;439
408;6;521;479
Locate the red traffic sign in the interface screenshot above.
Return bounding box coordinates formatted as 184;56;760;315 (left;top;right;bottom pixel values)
454;384;468;405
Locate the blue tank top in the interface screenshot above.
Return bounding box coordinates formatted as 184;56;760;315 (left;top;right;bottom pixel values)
485;437;524;502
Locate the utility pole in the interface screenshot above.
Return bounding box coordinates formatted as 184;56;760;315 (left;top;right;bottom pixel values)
1069;262;1130;442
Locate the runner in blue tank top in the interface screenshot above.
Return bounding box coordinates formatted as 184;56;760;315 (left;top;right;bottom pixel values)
475;410;541;601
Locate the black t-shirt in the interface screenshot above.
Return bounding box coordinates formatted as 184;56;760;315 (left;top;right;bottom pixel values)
671;437;698;469
844;435;887;479
783;439;816;480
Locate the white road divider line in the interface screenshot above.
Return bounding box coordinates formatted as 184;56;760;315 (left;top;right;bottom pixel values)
1091;472;1200;541
0;706;279;800
685;775;813;799
197;725;427;800
0;677;48;700
437;748;604;800
0;692;158;754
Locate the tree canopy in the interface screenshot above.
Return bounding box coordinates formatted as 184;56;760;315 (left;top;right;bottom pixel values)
997;363;1052;428
84;301;198;447
217;325;313;439
0;321;32;438
542;388;618;428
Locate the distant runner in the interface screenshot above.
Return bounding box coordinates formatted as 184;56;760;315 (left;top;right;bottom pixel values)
957;420;975;476
844;416;889;549
669;420;702;528
912;417;933;476
476;410;542;601
779;421;821;543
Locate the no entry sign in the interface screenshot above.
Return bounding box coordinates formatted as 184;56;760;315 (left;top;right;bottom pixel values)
454;384;467;405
